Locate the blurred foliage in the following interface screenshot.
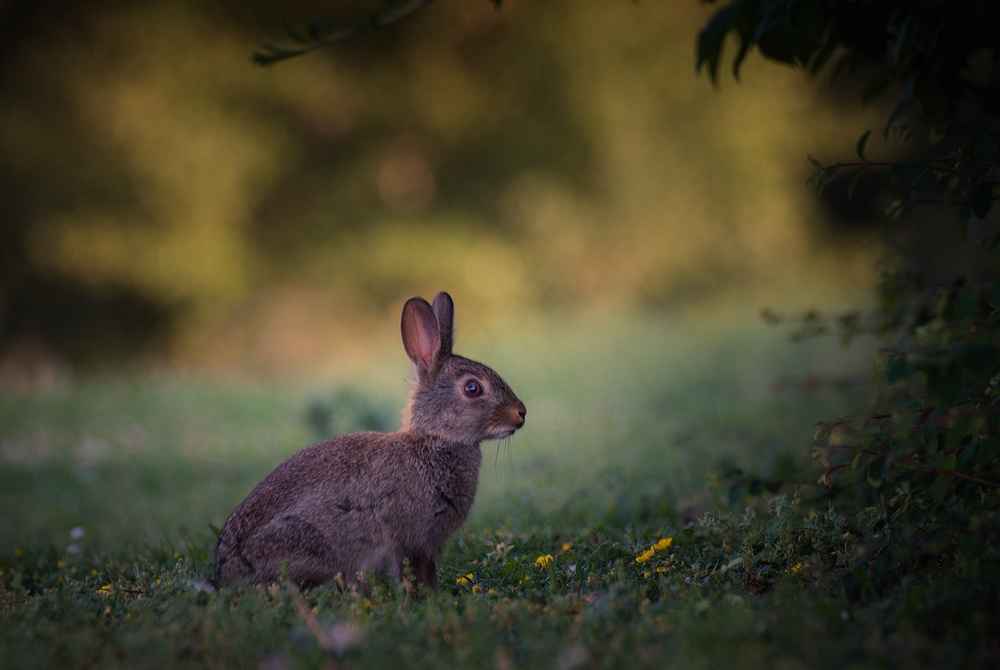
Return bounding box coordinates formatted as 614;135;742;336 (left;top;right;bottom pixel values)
0;0;884;375
698;0;1000;650
250;0;499;65
697;0;1000;127
304;386;395;440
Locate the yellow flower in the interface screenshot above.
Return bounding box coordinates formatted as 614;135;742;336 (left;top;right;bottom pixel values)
561;543;573;552
455;573;473;585
785;562;803;575
98;585;111;595
472;584;482;594
636;538;673;563
635;547;656;563
535;554;554;568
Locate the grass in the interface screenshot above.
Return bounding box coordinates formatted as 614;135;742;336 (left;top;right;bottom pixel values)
2;310;995;668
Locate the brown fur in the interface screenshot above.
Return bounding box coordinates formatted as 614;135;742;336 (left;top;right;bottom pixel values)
213;292;526;589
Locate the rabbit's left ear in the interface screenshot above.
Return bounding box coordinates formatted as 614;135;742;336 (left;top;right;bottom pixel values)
432;292;455;356
401;297;440;370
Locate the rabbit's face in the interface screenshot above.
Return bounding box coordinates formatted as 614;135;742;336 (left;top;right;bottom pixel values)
408;355;526;446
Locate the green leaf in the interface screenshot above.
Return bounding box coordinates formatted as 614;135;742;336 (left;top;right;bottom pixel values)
866;457;886;488
251;43;310;66
885;199;905;219
923;363;963;405
885;354;915;384
696;3;740;82
929;122;951;145
847;168;865;201
307;18;335;43
282;20;312;45
930;473;951;499
923;427;939;454
910;167;927;186
855;130;871;160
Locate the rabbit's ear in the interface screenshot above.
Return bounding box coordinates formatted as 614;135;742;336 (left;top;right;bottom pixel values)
432;292;455;355
401;296;440;370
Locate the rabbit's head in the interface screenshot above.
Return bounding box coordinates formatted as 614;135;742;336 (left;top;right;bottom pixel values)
400;292;526;445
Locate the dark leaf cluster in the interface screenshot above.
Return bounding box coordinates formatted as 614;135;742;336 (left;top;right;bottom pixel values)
697;0;1000;126
807;123;1000;234
698;0;1000;646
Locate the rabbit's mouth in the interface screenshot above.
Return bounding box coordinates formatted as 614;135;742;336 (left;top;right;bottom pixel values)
488;425;520;440
487;400;526;440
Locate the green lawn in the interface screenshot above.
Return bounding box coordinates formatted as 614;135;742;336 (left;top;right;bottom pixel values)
2;312;993;668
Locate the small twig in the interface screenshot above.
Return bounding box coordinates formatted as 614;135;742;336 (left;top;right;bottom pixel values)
895;460;1000;489
253;0;443;65
833;159;1000;183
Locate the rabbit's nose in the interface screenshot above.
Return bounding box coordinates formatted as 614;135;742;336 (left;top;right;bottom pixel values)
512;400;526;427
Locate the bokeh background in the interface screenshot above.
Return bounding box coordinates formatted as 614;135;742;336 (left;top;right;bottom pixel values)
0;0;889;386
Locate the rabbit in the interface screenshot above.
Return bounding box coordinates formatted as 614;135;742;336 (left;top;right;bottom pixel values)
213;291;526;590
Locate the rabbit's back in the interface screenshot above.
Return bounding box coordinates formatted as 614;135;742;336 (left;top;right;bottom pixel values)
214;431;482;587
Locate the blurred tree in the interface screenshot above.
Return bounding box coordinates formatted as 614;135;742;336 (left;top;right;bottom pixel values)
697;0;1000;230
0;0;882;375
697;0;1000;622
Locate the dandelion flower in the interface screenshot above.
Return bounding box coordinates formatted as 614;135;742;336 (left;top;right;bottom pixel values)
635;547;656;563
456;573;473;585
636;538;673;563
785;562;803;575
535;554;554;568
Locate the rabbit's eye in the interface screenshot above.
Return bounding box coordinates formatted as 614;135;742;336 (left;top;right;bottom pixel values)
463;379;484;398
